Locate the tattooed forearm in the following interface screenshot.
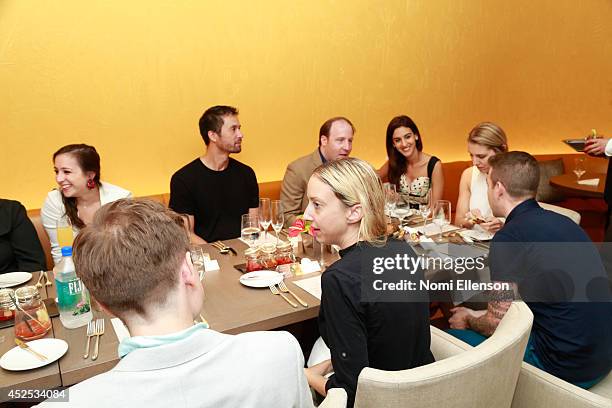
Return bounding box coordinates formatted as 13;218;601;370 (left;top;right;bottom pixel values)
466;288;514;336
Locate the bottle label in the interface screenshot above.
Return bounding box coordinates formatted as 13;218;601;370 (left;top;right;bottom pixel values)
56;277;91;316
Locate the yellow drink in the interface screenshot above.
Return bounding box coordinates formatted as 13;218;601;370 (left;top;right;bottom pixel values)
57;225;74;248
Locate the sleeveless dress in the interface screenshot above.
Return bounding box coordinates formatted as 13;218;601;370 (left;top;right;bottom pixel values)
398;156;439;209
468;166;493;218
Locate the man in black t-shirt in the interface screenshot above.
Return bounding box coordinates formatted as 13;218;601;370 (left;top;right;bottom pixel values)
169;106;259;243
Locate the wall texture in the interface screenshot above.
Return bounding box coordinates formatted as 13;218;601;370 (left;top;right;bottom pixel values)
1;0;611;208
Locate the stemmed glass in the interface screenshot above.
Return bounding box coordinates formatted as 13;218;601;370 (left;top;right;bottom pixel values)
394;199;412;228
432;200;452;242
418;193;432;230
241;214;260;247
573;157;586;181
259;198;271;242
189;245;206;281
383;183;398;218
271;200;284;244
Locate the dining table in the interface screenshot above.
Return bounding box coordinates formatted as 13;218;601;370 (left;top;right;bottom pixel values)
549;172;606;198
0;239;331;403
0;227;491;404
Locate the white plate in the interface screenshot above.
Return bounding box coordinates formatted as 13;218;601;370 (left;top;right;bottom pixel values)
240;270;284;288
460;229;494;241
0;272;33;288
0;338;68;371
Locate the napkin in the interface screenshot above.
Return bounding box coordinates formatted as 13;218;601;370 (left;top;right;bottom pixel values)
204;259;219;272
300;258;322;274
578;178;600;186
293;275;322;300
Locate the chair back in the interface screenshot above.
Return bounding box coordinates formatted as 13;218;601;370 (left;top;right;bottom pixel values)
355;302;533;408
539;202;581;224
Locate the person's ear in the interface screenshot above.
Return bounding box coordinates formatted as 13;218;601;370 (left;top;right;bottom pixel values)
181;251;198;286
346;204;363;224
320;135;328;147
208;130;218;143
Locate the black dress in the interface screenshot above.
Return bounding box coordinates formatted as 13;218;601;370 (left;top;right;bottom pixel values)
319;241;434;407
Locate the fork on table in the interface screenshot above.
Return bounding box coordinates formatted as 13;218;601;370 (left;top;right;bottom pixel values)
91;319;105;361
269;285;298;308
278;281;308;307
83;320;96;359
211;241;237;256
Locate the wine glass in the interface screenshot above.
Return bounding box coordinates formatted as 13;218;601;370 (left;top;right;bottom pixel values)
418;193;432;230
258;198;271;242
271;200;284;244
573;158;586;181
432;200;452;242
241;214;260;247
394;198;412;228
56;216;73;249
383;183;398;217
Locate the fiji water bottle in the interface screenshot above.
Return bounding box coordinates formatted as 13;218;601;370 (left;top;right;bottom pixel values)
54;246;93;329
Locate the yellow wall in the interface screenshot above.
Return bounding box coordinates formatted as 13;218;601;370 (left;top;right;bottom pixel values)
1;0;611;209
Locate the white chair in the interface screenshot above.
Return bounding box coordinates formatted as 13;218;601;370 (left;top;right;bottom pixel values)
319;388;347;408
539;202;581;224
353;302;533;408
511;362;612;408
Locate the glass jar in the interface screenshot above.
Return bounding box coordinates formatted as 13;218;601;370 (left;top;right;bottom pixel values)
275;242;295;265
14;286;51;340
260;243;278;270
0;288;16;322
245;247;263;272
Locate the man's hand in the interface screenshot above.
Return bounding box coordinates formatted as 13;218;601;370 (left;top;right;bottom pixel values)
448;307;484;329
480;216;504;233
584;138;610;157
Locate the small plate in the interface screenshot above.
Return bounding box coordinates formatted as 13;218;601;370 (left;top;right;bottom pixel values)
460;229;494;241
0;338;68;371
240;271;284;288
0;272;33;288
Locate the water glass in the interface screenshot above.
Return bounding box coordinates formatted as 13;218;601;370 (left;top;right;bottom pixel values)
432;200;452;241
241;214;260;247
189;245;206;280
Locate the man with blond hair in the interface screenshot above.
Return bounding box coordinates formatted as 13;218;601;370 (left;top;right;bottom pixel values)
37;199;313;407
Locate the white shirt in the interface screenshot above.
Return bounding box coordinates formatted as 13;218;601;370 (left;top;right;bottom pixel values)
41;181;132;265
605;139;612;157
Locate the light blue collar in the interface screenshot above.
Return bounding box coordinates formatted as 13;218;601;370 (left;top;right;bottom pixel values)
118;323;208;358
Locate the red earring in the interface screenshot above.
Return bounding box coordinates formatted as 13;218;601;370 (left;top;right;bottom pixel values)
87;179;96;190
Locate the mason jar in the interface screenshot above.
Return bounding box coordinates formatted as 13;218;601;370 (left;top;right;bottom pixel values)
14;286;51;340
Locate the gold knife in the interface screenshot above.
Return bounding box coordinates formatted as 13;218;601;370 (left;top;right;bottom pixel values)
15;338;48;361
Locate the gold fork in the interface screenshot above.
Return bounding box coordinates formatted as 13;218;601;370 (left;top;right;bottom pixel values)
269;285;297;308
210;242;229;254
278;281;308;307
91;319;105;361
15;338;47;361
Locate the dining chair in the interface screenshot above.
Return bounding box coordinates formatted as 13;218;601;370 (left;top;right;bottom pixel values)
538;202;581;224
319;388;348;408
353;302;533;408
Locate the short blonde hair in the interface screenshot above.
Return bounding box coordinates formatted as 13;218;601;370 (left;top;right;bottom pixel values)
312;158;387;245
468;122;508;153
73;199;189;318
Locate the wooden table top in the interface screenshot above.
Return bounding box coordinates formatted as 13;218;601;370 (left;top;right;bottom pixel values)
549;172;605;198
0;240;331;397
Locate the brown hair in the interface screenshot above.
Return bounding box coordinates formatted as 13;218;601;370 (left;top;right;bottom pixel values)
312;158;387;245
468;122;508;153
199;105;239;146
72;199;189;318
386;115;423;188
318;117;356;146
53;144;101;229
488;151;539;199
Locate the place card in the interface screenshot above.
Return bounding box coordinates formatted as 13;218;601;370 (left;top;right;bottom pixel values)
204;259;220;272
300;258;322;274
293;275;322;300
578;178;600;186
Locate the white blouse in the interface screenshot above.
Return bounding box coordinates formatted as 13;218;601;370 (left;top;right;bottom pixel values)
41;181;132;265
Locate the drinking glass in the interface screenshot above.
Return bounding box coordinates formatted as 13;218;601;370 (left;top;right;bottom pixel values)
14;286;51;341
56;216;73;249
189;245;206;281
573;157;586;181
418;193;432;229
394;199;412;227
241;214;260;247
271;200;284;244
383;183;398;217
259;198;271;242
432;200;452;242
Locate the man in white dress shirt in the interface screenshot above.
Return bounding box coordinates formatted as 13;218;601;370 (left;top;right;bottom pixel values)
36;199;313;408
